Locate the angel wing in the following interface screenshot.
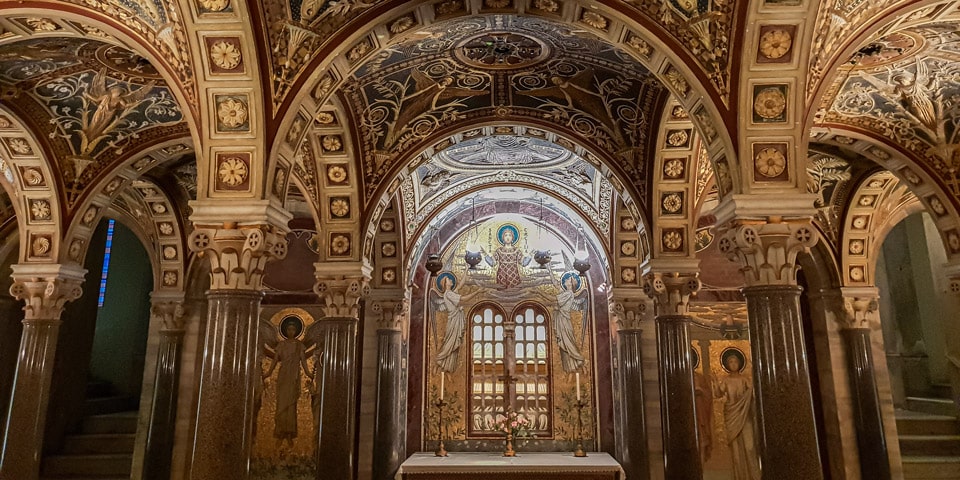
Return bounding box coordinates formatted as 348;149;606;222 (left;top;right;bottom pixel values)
258;318;279;357
120;80;156;106
574;288;590;345
561;250;574;272
87;68;109;100
303;320;325;354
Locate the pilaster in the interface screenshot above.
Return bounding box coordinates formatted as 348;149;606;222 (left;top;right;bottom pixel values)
0;263;85;480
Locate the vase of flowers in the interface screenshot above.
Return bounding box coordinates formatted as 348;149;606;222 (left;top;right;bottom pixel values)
489;409;533;457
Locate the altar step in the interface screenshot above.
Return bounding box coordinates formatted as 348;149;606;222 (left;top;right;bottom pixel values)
898;408;960;479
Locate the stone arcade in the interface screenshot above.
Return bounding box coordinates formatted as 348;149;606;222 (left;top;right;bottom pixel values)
0;1;959;480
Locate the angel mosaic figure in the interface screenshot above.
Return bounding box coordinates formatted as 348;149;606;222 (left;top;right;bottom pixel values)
554;271;587;372
431;272;479;373
261;315;313;457
713;348;761;480
481;224;531;289
80;68;156;156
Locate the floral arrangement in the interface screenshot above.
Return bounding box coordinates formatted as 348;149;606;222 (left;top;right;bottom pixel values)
488;409;534;438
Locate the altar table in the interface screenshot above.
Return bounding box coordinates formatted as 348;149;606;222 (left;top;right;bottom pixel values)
396;452;624;480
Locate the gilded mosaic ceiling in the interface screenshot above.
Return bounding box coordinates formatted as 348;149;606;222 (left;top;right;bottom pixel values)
399;134;613;239
0;37;189;206
821;23;960;200
342;15;666;201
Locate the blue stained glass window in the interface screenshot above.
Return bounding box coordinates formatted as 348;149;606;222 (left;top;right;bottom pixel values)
97;219;115;308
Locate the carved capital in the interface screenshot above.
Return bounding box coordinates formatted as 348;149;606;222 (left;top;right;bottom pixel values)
9;263;86;321
188;224;288;290
837;287;880;330
150;292;186;332
609;289;653;330
372;297;408;330
717;220;818;287
642;271;700;316
314;262;373;318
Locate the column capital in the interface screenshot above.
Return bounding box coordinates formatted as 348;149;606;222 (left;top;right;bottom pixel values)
188;223;289;290
314;261;372;318
837;286;880;330
609;287;653;330
150;291;186;332
712;193;818;226
640;261;701;316
371;297;408;331
717;219;818;287
9;263;86;321
944;262;960;295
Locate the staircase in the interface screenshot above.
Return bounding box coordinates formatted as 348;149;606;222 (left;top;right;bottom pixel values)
898;391;960;479
41;382;138;479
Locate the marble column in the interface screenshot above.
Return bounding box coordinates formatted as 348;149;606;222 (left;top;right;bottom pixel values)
187;216;290;479
313;268;371;480
142;294;186;480
643;267;702;480
720;221;823;480
610;297;651;480
372;299;407;480
0;264;85;480
0;293;24;444
837;288;890;480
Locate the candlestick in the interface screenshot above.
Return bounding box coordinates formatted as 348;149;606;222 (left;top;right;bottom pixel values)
435;398;448;457
440;371;445;400
574;398;587;457
575;372;580;400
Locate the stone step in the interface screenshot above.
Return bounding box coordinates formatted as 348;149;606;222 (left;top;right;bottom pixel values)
62;433;136;454
897;414;960;436
930;383;954;400
900;435;960;456
906;397;958;417
41;453;132;477
902;456;960;479
82;395;138;417
79;412;138;435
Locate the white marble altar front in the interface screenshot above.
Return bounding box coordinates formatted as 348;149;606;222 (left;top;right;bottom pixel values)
396;452;624;480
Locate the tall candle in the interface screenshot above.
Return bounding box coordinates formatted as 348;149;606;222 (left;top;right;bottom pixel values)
575;372;581;400
440;371;445;400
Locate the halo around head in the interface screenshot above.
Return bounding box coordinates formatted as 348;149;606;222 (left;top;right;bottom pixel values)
560;271;581;291
496;224;520;245
720;347;746;373
280;315;305;339
436;271;457;291
691;347;700;370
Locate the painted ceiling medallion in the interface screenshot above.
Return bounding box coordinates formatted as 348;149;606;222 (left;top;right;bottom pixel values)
218;156;248;186
199;0;230;12
753;87;786;120
532;0;559;13
758;29;792;60
755;148;786;178
456;32;549;69
217;98;248;128
210;41;241;70
389;16;415;35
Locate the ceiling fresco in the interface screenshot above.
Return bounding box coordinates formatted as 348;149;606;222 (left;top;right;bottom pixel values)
399;134;613;240
342;15;666;202
0;37;188;207
262;0;735;113
820;23;960;201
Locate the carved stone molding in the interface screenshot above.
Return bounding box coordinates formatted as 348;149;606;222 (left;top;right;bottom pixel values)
717;220;818;287
150;291;186;332
609;288;653;330
188;225;289;290
314;262;373;318
9;263;86;321
641;267;701;317
835;287;881;330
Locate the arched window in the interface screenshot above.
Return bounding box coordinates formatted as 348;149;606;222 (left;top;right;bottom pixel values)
466;302;553;438
467;304;506;437
513;303;552;437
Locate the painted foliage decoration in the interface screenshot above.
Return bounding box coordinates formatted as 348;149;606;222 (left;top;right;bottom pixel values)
0;38;186;205
344;15;664;201
823;26;960;199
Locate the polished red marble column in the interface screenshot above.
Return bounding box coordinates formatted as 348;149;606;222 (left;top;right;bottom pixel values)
372;299;406;480
143;296;186;480
186;220;289;480
0;264;85;480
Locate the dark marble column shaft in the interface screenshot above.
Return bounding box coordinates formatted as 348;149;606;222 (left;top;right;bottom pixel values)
619;329;650;480
743;285;823;480
372;328;404;480
655;315;701;480
0;319;61;480
143;329;184;480
0;295;24;445
842;327;891;480
314;318;358;480
190;289;263;479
